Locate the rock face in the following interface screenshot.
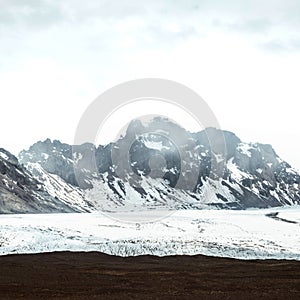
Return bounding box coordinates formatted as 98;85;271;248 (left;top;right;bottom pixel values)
0;147;92;213
14;118;300;213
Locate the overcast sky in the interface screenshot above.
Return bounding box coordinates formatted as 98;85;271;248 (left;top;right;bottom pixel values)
1;0;300;169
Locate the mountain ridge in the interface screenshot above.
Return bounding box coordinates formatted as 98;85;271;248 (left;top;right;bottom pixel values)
1;120;299;213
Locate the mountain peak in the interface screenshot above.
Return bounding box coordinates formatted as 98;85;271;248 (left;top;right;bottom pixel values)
0;148;18;165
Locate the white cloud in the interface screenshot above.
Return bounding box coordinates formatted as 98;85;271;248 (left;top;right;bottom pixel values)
0;0;300;170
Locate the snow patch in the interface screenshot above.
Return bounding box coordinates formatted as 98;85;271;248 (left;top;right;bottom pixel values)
237;143;254;157
0;152;9;160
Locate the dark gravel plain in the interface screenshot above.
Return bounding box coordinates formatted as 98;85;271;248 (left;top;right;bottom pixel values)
0;251;299;299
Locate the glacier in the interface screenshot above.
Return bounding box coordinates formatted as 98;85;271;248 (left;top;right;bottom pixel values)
0;206;299;260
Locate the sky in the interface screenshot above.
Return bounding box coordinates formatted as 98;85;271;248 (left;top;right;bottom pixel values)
1;0;300;169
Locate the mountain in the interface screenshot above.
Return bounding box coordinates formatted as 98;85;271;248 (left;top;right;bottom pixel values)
0;147;91;213
11;118;300;213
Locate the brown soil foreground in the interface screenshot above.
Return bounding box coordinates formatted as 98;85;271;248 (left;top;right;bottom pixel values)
0;251;299;300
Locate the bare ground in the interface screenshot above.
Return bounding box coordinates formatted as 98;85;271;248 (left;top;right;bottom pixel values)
0;251;299;299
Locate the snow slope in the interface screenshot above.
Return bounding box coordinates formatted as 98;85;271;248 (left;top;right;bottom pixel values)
0;207;299;260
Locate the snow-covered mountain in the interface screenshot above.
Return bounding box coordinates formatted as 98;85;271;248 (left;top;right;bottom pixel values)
11;118;300;213
0;148;90;213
